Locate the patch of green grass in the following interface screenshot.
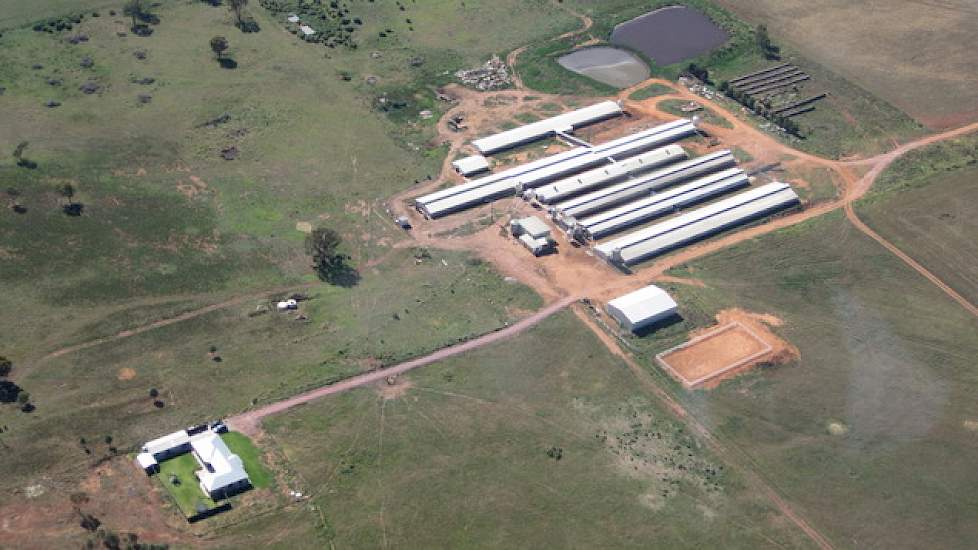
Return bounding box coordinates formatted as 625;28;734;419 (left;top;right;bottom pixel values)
856;132;978;304
1;248;542;495
731;146;754;163
651;210;978;547
262;311;812;548
628;83;675;101
658;98;733;129
158;453;217;517
861;132;978;199
514;111;542;124
222;431;273;489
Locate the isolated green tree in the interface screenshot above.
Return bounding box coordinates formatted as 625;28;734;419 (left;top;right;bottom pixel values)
305;227;342;275
16;391;29;405
124;0;153;28
304;227;359;285
0;356;11;377
756;25;780;60
210;36;229;59
60;183;75;205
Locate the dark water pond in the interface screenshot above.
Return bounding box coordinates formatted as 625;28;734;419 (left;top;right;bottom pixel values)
610;6;729;66
557;47;650;88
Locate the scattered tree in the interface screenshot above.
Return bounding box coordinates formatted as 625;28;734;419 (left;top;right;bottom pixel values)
229;0;248;28
209;36;229;59
304;227;359;286
0;356;11;377
0;380;22;402
16;392;29;405
60;183;75;204
684;63;711;85
79;512;101;532
13;141;37;169
149;388;159;398
755;25;780;60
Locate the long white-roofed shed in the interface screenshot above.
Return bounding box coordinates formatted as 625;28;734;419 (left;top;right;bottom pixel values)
606;285;678;333
472;101;623;154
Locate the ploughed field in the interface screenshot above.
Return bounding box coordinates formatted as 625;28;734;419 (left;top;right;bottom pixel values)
610;6;729;66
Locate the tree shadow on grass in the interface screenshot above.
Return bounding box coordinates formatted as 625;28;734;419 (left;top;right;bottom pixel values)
315;257;361;288
218;58;238;70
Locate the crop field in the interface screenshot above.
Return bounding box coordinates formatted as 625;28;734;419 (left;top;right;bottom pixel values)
260;312;811;548
640;210;978;548
714;0;978;130
857;133;978;305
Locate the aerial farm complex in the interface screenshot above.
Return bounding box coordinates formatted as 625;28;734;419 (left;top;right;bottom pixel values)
4;0;978;547
413;100;800;334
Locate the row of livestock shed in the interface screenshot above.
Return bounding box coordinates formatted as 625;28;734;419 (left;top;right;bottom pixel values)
416;118;698;218
574;167;749;240
595;182;799;266
472;101;623;154
552;150;736;221
529;143;687;204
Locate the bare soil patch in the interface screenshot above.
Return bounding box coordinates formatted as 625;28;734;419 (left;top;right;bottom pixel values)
117;367;136;381
658;309;798;389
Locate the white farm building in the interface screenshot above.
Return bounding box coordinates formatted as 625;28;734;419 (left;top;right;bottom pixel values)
472;101;623;154
452;155;491;176
191;432;251;500
136;428;252;500
606;285;678;333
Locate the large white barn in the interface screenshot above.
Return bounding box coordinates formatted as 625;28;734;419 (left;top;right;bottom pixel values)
606;285;678;333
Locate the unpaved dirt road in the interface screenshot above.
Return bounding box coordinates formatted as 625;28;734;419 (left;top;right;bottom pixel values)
227;295;578;436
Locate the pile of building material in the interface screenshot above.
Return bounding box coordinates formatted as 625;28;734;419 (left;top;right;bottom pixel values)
511;216;555;256
595;182;799;266
455;55;512;91
606;285;678;333
552;150;736;221
472;101;624;154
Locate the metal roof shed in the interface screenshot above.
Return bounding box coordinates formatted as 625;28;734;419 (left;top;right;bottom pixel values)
453;155;491;176
472;101;623;154
512;216;552;239
606;285;678;333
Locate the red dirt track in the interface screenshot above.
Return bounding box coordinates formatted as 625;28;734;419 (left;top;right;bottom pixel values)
227;295;578;436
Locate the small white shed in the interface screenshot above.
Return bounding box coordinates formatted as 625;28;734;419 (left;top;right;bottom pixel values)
287;14;300;23
135;452;159;475
518;234;553;257
452;155;491;176
606;285;678;333
299;25;316;37
510;216;552;239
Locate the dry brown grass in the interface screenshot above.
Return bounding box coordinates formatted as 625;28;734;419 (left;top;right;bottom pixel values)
715;0;978;129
